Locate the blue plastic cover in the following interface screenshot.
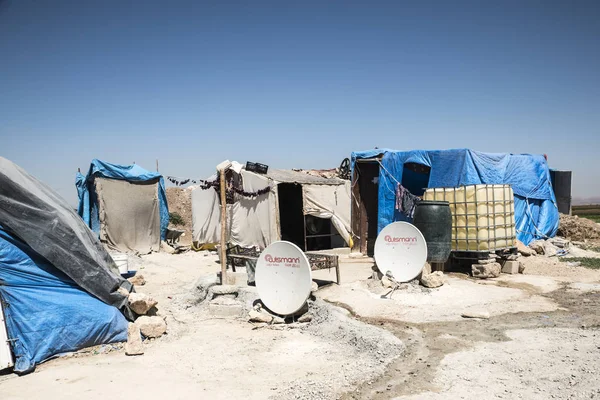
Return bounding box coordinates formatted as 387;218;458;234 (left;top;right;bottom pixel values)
77;159;169;240
351;148;559;245
0;226;128;374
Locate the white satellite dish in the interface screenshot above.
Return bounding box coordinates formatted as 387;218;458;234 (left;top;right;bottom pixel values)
255;241;312;316
374;222;428;282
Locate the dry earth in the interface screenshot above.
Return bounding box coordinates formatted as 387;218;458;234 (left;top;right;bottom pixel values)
1;246;600;400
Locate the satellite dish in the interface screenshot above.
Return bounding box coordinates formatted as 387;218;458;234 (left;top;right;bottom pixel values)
255;241;312;316
374;222;428;282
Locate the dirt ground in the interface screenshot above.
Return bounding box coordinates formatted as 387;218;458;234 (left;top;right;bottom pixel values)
165;187;195;245
1;247;600;400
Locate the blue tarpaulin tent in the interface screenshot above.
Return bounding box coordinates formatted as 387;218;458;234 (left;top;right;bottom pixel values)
351;149;559;245
0;157;130;374
76;159;169;241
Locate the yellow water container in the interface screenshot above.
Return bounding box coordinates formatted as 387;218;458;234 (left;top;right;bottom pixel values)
423;184;516;252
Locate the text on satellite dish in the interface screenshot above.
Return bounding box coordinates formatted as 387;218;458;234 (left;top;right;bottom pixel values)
264;254;300;267
384;235;417;243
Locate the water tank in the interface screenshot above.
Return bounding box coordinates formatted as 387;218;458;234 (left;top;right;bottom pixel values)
412;200;452;263
423;185;517;252
550;170;572;215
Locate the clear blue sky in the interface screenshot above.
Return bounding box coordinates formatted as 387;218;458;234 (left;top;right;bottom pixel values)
1;0;599;205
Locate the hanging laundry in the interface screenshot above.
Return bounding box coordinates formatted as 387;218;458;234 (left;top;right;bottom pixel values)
395;184;420;218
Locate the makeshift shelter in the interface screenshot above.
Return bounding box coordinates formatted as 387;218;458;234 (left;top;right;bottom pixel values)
0;157;130;374
76;159;169;254
351;149;559;253
191;162;351;251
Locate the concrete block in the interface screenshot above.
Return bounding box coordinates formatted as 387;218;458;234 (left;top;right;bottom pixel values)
209;297;243;318
472;263;501;279
222;271;249;286
501;260;519;274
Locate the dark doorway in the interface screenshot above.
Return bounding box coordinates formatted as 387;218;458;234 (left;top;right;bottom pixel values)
277;183;305;249
352;162;379;256
401;163;431;196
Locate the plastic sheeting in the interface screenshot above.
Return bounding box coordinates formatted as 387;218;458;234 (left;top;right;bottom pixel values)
0;227;128;374
0;157;132;312
76;159;169;241
351;149;559;245
302;183;352;245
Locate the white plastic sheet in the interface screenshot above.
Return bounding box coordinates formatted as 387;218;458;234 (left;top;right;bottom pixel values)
302;182;352;245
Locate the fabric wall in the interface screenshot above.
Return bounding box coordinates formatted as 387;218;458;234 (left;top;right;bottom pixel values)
230;171;279;248
351;149;559;245
96;178;161;254
302;182;352;245
191;184;221;245
0;227;128;374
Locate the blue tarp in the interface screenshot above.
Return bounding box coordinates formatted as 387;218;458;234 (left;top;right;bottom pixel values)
351;148;559;245
0;226;128;373
77;159;169;240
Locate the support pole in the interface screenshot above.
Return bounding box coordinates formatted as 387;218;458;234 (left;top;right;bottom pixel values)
156;159;159;172
219;169;227;285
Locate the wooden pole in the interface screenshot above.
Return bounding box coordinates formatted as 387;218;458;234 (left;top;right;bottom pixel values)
219;169;227;284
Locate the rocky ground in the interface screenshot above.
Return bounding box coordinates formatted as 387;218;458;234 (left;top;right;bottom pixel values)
165;187;195;245
1;237;600;400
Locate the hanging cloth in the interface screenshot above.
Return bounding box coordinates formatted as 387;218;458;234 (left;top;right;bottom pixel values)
395;184;420;218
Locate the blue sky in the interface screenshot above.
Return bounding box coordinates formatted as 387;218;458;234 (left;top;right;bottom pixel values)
1;0;599;205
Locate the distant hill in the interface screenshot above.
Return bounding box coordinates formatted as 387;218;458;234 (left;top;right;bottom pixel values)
572;197;600;206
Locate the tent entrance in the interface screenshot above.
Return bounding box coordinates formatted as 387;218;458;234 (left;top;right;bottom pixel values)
402;162;431;196
352;161;379;256
277;183;305;250
96;178;161;254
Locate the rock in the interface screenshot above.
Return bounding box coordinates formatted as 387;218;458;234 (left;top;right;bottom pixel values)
529;241;545;255
461;310;490;319
135;316;167;338
381;276;394;288
297;313;313;323
128;293;158;315
477;258;497;265
471;263;501;279
248;310;273;323
311;281;318;292
117;287;130;297
420;271;445;288
550;238;570;248
161;241;176;254
518;262;525;274
542;241;559;257
501;260;519;274
506;254;520;261
127;273;146;286
272;315;285;324
125;323;144;356
517;240;535;256
422;262;432;276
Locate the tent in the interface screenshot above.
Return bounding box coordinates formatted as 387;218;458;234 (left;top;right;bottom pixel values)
192;162;352;251
351;149;559;252
0;157;131;374
76;159;169;254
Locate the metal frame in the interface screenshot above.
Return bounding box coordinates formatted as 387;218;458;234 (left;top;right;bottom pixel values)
426;184;516;253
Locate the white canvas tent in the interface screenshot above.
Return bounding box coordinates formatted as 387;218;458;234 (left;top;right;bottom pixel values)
191;163;351;251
